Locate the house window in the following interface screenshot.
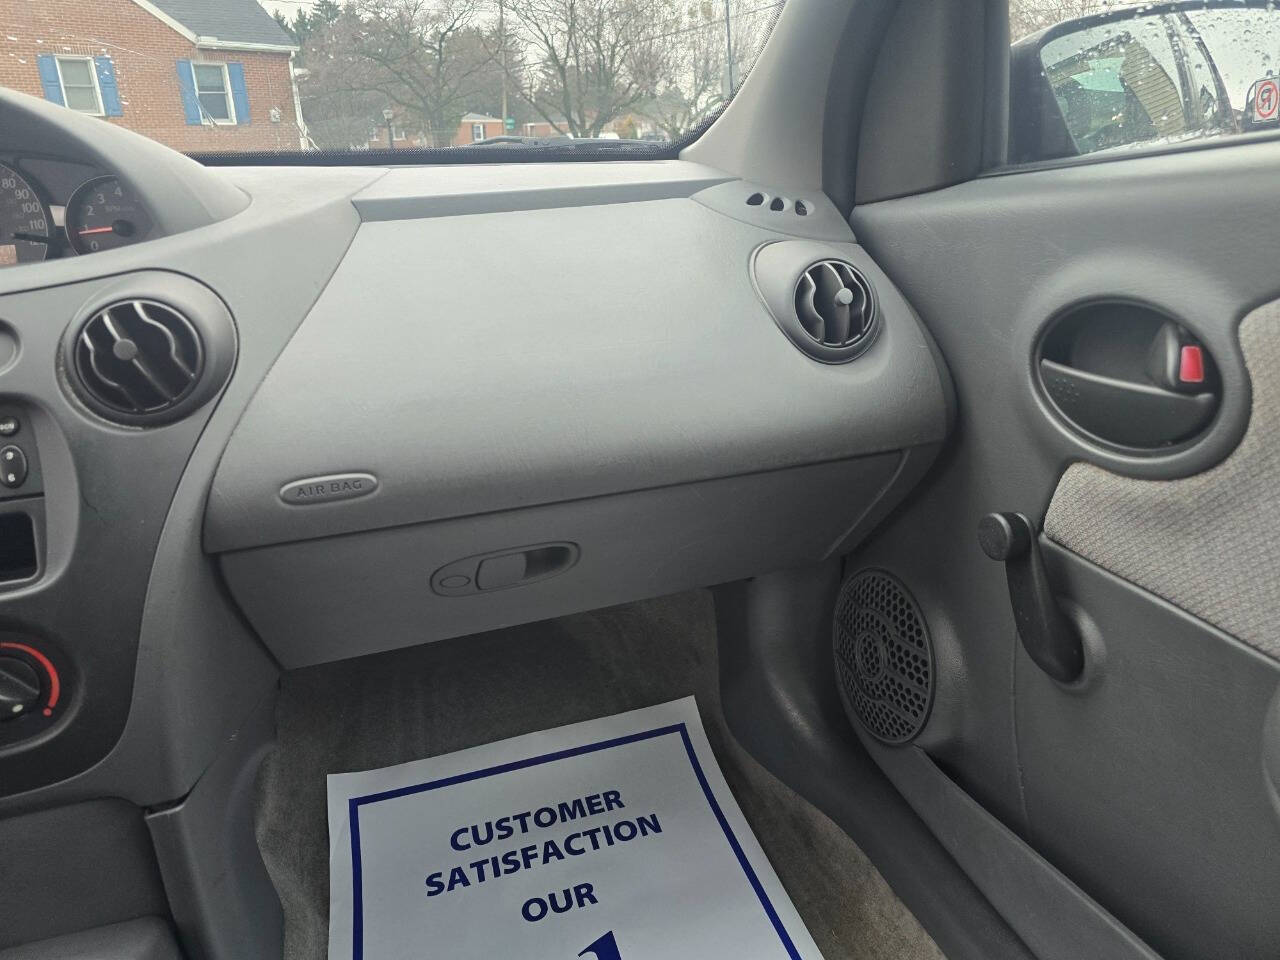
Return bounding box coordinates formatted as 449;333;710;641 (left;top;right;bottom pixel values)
55;57;103;115
193;63;235;124
472;123;485;142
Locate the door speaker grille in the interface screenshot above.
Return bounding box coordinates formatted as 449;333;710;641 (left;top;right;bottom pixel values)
834;569;935;744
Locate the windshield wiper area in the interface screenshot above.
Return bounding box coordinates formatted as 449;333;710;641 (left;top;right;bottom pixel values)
191;136;674;166
464;136;654;148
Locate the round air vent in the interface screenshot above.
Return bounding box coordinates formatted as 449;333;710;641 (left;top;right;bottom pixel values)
794;260;876;352
62;274;236;426
751;242;882;364
74;300;203;417
833;569;935;745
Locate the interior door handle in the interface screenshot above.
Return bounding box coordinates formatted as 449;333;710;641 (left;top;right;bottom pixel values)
1039;358;1218;447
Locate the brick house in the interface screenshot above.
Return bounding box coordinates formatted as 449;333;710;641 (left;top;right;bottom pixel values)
0;0;306;153
449;114;569;146
368;114;569;149
455;113;506;145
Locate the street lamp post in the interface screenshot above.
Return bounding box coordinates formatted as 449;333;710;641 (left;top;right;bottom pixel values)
724;1;734;93
382;107;394;149
499;0;509;135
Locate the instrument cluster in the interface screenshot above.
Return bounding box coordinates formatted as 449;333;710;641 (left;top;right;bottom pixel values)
0;154;153;268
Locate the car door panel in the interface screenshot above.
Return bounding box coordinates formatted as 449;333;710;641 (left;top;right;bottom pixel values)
848;136;1280;960
862;727;1164;960
1024;541;1280;960
1043;303;1280;656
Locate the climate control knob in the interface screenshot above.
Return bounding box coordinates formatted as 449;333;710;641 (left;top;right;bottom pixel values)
0;656;40;720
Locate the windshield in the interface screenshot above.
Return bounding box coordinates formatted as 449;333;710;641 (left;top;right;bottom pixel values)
2;0;782;160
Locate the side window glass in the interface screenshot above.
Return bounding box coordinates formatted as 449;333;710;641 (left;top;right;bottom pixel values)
1011;2;1280;164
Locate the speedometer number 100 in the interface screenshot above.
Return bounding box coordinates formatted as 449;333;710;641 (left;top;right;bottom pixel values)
0;164;52;267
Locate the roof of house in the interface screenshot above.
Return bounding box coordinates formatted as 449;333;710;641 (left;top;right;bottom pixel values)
142;0;297;49
461;113;502;123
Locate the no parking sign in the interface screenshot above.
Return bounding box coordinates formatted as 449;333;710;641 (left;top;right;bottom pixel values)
326;698;825;960
1248;77;1280;126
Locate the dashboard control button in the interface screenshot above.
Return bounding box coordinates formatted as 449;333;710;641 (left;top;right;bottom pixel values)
0;416;18;438
0;656;40;720
0;445;26;488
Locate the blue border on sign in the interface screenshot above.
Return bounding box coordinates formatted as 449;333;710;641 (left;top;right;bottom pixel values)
347;722;802;960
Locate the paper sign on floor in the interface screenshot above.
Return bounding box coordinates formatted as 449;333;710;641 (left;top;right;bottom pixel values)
326;696;825;960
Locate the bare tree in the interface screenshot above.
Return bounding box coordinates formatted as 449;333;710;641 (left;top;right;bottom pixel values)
642;0;775;140
298;78;384;149
1008;0;1110;42
299;0;780;147
302;0;498;147
504;0;677;138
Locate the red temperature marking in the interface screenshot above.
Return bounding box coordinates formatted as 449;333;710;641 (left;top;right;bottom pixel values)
0;640;60;715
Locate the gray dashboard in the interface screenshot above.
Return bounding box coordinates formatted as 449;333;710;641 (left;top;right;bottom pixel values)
0;89;951;810
207;172;946;552
208;166;950;666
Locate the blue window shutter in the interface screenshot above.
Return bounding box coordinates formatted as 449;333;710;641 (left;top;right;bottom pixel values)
37;55;64;106
227;62;250;125
94;56;122;117
175;59;201;125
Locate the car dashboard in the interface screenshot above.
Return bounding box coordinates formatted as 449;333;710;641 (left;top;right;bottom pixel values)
0;90;951;819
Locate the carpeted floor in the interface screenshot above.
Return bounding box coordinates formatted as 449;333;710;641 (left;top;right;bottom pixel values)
253;590;945;960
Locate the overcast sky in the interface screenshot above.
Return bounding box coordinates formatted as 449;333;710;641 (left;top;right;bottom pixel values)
260;0;316;19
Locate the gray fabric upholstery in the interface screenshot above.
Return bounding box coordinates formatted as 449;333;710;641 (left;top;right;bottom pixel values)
1045;302;1280;659
0;919;179;960
254;590;944;960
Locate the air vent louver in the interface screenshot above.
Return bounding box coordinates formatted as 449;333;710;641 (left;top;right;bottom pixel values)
752;243;882;364
73;300;204;418
794;260;876;349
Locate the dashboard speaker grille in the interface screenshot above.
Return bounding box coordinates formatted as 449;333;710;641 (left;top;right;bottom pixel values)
795;260;876;349
73;300;204;417
834;569;935;744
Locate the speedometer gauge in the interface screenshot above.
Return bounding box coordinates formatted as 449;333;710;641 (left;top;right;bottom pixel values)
66;176;152;255
0;163;53;267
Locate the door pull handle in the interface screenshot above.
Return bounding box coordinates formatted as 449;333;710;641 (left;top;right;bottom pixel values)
979;512;1084;683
